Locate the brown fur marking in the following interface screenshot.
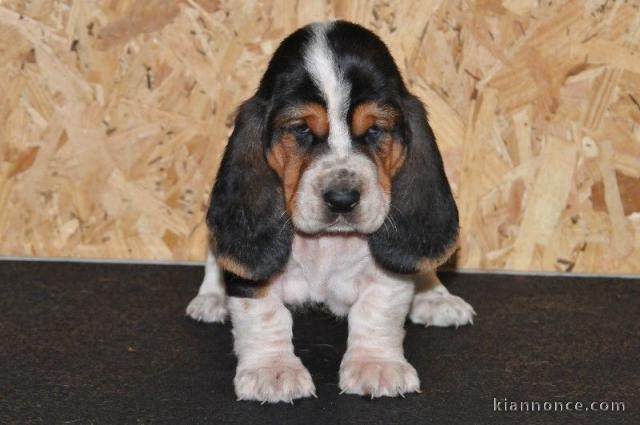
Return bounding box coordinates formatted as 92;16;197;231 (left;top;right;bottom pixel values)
254;285;272;299
351;102;398;137
351;102;404;193
217;255;253;280
275;102;328;138
267;134;313;215
268;102;330;214
417;239;459;271
373;134;406;194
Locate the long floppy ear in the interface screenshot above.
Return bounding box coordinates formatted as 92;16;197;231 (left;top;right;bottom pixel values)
369;94;459;273
206;97;293;295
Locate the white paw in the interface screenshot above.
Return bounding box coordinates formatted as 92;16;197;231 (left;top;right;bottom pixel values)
185;293;227;323
339;358;420;398
409;289;475;327
234;358;316;403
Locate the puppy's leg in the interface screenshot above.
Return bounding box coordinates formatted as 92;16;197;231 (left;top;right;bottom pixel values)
409;270;475;327
186;248;228;323
230;292;315;403
339;276;420;397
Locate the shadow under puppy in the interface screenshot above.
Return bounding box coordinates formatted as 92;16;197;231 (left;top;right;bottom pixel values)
187;21;475;403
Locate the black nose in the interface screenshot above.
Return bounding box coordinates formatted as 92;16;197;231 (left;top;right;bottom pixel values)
323;189;360;213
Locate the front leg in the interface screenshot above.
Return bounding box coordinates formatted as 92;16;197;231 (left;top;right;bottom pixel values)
186;248;228;323
339;275;420;398
409;270;475;327
229;292;315;403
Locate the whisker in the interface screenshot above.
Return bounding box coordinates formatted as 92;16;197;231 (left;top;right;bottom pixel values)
278;216;292;235
387;214;398;233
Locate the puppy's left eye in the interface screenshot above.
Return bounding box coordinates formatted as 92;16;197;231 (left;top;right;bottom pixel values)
365;125;384;143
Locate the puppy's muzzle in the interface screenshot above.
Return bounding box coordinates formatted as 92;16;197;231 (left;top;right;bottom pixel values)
322;167;361;213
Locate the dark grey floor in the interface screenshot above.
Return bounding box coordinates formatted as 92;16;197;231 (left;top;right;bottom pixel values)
1;261;638;424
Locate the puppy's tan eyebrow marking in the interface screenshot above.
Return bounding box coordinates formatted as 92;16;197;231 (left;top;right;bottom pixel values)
276;102;329;138
351;102;398;137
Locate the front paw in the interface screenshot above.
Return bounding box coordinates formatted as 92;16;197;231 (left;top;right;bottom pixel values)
339;357;420;398
235;358;316;403
410;290;475;328
186;293;227;323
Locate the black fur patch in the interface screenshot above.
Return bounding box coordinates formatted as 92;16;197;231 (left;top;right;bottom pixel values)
223;271;269;298
207;98;293;283
369;95;459;273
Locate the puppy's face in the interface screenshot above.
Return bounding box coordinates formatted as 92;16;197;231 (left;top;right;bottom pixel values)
267;100;404;234
264;28;407;235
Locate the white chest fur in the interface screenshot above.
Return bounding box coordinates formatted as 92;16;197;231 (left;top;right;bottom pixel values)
270;233;411;315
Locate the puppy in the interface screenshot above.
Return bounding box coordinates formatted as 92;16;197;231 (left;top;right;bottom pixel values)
186;21;475;403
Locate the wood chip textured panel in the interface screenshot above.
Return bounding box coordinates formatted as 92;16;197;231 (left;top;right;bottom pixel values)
0;0;638;273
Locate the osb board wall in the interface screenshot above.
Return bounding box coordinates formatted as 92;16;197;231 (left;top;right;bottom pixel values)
0;0;639;273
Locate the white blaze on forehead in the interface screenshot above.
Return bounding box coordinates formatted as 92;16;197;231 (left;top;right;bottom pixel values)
304;23;351;158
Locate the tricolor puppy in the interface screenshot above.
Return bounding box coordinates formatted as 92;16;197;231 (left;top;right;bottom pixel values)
186;21;475;403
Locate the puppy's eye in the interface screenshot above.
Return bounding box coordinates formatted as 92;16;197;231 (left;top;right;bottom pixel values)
289;124;313;148
365;125;383;143
291;124;311;138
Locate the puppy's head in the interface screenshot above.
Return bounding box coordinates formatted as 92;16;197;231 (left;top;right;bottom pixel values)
208;21;458;283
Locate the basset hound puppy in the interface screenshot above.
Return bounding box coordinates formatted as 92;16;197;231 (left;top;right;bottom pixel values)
186;21;475;403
